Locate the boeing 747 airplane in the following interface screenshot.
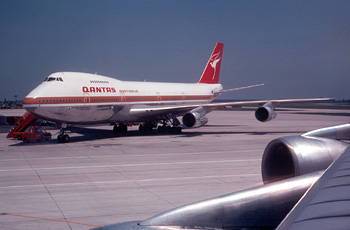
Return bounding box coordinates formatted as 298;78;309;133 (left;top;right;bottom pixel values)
22;43;329;142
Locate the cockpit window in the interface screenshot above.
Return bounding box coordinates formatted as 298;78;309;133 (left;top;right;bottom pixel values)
44;77;64;82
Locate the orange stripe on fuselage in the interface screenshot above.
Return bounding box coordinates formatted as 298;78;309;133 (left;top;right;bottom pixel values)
23;95;215;105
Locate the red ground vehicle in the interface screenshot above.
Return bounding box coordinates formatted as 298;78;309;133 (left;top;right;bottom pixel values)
13;125;52;143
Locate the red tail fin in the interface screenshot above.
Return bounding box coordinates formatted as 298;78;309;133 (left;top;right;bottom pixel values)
198;42;224;84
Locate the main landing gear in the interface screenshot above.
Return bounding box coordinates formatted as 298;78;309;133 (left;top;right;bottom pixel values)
157;125;182;134
113;123;128;133
112;115;183;136
57;123;70;143
138;122;157;133
139;116;182;134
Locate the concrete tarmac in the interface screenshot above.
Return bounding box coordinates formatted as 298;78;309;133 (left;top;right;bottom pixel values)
0;109;349;230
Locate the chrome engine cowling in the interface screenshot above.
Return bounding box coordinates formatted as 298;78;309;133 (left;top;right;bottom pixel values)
182;109;208;128
255;103;277;122
262;125;350;184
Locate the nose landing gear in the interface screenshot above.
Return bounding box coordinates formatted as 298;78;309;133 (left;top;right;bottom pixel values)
57;134;70;143
57;123;70;143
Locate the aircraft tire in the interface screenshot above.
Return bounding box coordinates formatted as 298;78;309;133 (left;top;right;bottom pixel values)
119;124;127;133
157;126;165;133
139;124;153;134
114;124;128;133
57;134;69;143
63;135;70;143
139;125;144;133
174;126;182;134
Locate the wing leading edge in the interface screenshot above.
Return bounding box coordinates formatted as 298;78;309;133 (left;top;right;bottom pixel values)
129;98;332;119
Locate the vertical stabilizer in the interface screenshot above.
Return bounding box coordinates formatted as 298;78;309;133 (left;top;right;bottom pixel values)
198;42;224;84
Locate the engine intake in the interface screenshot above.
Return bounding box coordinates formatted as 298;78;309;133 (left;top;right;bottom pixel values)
255;103;277;122
182;112;208;128
262;135;349;184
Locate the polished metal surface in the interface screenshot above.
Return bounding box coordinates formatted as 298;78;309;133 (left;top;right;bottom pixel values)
139;172;321;229
302;123;350;140
93;173;320;230
262;136;349;183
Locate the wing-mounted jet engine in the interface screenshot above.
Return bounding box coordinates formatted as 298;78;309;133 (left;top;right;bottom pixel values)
91;124;350;230
182;107;208;128
262;124;350;183
255;101;277;122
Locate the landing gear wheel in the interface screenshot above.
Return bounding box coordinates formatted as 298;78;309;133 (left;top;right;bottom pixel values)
139;123;153;134
114;124;127;133
57;134;70;143
57;123;69;143
63;134;70;143
139;124;145;133
57;135;62;143
157;125;182;134
173;126;182;134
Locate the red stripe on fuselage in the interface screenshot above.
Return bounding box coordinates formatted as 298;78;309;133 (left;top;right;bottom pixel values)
23;95;215;105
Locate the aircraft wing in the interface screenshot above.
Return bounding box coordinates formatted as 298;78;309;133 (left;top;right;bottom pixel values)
129;98;331;118
276;145;350;230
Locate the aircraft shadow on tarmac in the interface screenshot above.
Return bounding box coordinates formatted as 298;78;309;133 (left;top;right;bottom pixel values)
8;125;307;146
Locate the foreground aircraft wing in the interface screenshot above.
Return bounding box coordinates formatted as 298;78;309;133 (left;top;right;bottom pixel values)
129;98;331;118
276;146;350;230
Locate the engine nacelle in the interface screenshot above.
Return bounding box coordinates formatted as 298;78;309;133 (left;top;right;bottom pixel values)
182;112;208;128
262;135;349;184
255;104;277;122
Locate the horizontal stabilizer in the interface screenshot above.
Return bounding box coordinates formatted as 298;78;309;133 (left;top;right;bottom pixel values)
219;83;265;93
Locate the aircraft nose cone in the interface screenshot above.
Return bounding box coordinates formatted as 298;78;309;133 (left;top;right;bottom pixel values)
22;96;38;115
23;97;33;105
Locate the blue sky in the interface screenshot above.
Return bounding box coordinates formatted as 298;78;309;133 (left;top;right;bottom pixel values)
1;0;349;101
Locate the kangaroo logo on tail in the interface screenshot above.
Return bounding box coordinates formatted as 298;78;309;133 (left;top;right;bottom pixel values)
209;51;221;80
198;43;224;84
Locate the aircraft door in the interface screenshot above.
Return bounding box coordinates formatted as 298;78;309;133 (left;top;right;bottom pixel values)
182;92;186;104
83;93;90;107
157;92;161;105
120;91;126;105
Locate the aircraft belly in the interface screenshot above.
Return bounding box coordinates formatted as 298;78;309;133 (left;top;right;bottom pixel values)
25;105;123;124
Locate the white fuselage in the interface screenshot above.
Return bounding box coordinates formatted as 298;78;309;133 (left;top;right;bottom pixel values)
23;72;223;124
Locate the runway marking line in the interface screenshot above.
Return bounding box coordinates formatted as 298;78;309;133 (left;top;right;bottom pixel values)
0;149;260;162
0;173;260;189
0;159;261;172
0;212;101;227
